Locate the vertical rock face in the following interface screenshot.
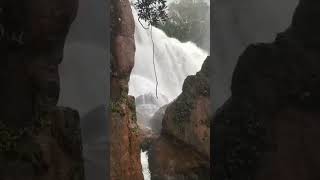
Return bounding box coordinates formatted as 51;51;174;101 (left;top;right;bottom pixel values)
0;0;84;180
162;57;210;158
149;57;211;180
110;0;143;180
213;0;320;179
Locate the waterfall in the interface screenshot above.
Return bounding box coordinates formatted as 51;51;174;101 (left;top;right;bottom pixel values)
129;6;207;180
129;7;207;128
141;150;151;180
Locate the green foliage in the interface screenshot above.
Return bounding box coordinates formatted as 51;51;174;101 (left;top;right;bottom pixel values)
132;126;140;134
157;0;209;44
110;93;135;118
135;0;168;26
111;100;125;116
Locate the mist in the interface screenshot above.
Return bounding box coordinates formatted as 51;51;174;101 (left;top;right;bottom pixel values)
57;0;109;179
129;5;207;133
167;0;210;52
52;0;301;178
212;0;299;111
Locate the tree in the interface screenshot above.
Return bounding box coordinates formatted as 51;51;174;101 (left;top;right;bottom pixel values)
157;0;209;46
134;0;169;98
134;0;168;26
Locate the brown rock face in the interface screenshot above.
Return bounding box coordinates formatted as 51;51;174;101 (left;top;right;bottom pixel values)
162;57;210;158
149;57;211;180
213;0;320;179
110;0;143;180
110;96;142;180
0;0;78;127
149;135;210;180
0;1;84;180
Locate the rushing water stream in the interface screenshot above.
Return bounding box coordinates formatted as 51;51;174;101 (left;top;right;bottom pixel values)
141;150;151;180
129;7;207;102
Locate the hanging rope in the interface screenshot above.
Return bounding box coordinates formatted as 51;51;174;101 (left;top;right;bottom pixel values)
150;25;159;99
137;17;159;99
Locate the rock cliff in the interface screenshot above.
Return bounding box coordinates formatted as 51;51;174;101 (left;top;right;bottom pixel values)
0;0;84;179
162;57;210;157
149;56;211;180
212;0;320;179
110;0;143;179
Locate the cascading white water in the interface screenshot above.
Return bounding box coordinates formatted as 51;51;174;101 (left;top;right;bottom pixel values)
129;10;207;102
129;5;207;180
141;150;151;180
129;6;207;124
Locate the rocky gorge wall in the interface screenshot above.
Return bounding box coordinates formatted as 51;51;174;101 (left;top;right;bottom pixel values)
212;0;320;179
110;0;143;179
0;0;84;180
149;56;211;180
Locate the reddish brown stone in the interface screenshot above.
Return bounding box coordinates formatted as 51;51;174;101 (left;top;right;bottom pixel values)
149;57;211;179
110;0;143;179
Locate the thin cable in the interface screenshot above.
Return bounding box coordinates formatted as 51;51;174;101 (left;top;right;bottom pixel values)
150;25;159;99
138;17;150;30
137;18;159;99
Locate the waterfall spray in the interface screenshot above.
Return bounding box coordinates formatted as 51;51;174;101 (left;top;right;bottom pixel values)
130;4;207;180
129;6;207;120
135;20;159;99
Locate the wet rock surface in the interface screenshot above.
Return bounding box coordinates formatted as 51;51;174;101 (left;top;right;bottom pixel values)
149;134;210;180
162;57;210;158
149;57;211;180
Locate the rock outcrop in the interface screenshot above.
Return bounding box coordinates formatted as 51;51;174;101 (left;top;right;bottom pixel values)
149;135;210;180
0;0;84;180
162;57;210;157
149;56;211;180
212;0;320;179
110;0;143;179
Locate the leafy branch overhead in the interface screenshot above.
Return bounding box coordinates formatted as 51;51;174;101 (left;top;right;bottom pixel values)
134;0;168;26
134;0;169;98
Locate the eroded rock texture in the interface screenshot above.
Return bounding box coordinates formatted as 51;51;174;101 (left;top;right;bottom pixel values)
0;0;84;180
149;57;211;180
110;0;143;179
212;0;320;179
